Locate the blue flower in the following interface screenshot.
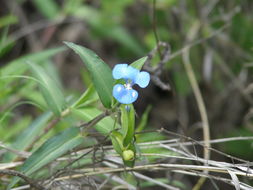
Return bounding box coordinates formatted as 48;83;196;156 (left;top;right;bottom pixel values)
112;64;150;104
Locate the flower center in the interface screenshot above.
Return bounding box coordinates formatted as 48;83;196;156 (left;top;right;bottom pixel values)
124;82;132;90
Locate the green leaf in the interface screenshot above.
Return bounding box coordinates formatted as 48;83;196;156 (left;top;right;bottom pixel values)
107;26;144;55
0;27;14;57
120;104;135;146
71;107;119;135
33;0;59;19
64;42;114;108
21;84;48;110
4;112;52;161
1;116;31;142
130;56;148;70
1;46;65;76
139;178;185;189
111;122;136;167
70;6;144;55
8;127;83;188
28;62;66;116
173;69;191;96
222;128;253;160
110;131;124;156
43;61;63;89
72;85;98;108
136;105;152;132
137;131;166;143
0;14;18;28
139;146;176;163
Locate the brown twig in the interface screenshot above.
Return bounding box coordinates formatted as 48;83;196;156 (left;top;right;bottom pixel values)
152;0;162;58
0;169;46;190
144;42;171;90
43;129;253;189
47;131;113;187
6;0;42;51
79;110;112;130
53;163;253;180
169;23;230;60
182;46;211;161
181;26;211;190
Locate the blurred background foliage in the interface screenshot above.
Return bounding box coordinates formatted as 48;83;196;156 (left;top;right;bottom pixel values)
1;0;253;188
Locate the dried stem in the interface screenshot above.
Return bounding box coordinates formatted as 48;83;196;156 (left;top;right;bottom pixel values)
182;46;211;161
53;163;253;181
0;169;46;190
182;22;211;189
152;0;162;58
79;110;112;130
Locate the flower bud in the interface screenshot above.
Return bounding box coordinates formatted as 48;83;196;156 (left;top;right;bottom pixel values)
123;150;135;161
125;105;131;111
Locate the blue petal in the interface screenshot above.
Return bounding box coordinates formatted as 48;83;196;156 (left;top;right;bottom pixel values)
112;64;139;82
112;64;128;80
135;71;150;88
126;66;139;83
113;84;138;104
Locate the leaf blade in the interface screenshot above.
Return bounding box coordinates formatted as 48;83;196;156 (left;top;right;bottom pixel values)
120;104;135;146
72;107;119;135
64;42;114;108
2;46;65;76
4;112;52;161
72;85;98;108
28;62;66;116
8;127;83;188
130;56;148;70
33;0;59;19
110;131;124;156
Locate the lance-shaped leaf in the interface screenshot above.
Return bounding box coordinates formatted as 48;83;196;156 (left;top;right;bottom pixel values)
28;62;66;116
64;42;114;108
136;105;152;133
72;107;119;135
2;46;65;76
33;0;59;19
4;112;53;162
8;127;83;188
120;104;135;147
130;56;148;70
71;85;98;109
110;131;124;156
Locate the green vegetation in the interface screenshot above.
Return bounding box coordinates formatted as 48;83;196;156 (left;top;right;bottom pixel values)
0;0;253;189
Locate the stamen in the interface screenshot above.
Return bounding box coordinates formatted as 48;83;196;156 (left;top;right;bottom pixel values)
124;83;132;90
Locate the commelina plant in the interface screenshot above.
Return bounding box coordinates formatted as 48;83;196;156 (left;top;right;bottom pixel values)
65;43;151;167
61;42;151;167
111;64;150;165
8;42;151;188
